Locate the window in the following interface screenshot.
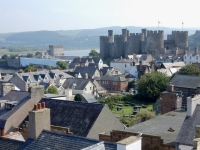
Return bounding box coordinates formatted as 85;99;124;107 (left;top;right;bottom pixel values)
190;56;191;59
85;88;87;91
90;87;92;90
197;56;198;60
130;63;132;66
185;56;186;59
125;64;126;67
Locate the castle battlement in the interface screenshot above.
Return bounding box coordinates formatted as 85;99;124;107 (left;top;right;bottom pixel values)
147;30;164;36
114;35;123;37
100;36;108;38
172;31;188;34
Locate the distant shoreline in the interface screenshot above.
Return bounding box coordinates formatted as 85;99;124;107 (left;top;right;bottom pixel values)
64;48;99;51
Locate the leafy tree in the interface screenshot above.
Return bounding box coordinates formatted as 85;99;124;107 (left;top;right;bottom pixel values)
56;61;67;70
27;53;34;58
46;86;59;94
128;78;137;89
24;66;35;72
138;72;170;101
89;50;99;57
10;54;18;59
172;64;200;78
136;109;156;121
35;51;42;56
1;54;9;59
74;94;82;101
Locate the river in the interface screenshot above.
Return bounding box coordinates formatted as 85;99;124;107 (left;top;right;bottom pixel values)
64;49;99;56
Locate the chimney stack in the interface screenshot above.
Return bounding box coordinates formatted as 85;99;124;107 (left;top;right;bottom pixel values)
29;102;50;139
195;46;199;55
167;82;174;92
117;136;142;150
29;85;44;99
85;73;88;79
187;95;200;117
65;88;72;100
1;83;15;97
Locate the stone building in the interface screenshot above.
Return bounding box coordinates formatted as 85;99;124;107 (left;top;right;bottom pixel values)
100;28;189;60
48;45;64;57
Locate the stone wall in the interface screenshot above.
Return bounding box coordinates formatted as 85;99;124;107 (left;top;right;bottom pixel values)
99;130;175;150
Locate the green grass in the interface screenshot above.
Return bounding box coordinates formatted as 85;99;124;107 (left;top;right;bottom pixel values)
0;49;44;55
111;99;153;117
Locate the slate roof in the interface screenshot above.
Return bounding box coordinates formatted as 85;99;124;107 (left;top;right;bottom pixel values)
39;98;105;137
176;105;200;146
0;137;25;150
22;130;116;150
100;67;113;76
0;75;13;82
161;62;185;69
170;74;200;89
81;94;97;103
126;110;186;146
0;90;30;128
101;75;127;82
92;57;101;63
50;69;73;79
62;78;91;90
74;67;99;78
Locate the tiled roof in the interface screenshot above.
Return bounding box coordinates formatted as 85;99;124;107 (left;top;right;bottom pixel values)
0;137;25;150
62;78;91;90
176;105;200;146
39;99;105;137
171;74;200;89
22;130;116;150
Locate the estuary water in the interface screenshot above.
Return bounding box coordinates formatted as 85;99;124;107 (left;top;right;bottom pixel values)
64;49;100;56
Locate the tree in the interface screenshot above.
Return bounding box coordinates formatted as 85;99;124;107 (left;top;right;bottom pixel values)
35;51;42;56
27;53;33;58
172;64;200;78
1;54;9;59
128;78;137;89
10;54;17;59
46;86;59;94
138;72;170;101
56;61;67;70
89;50;99;57
24;66;35;72
74;94;82;101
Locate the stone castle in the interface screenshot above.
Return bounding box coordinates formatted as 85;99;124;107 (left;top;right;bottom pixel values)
100;28;189;60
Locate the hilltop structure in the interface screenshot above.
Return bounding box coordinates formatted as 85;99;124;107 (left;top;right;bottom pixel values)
48;45;64;57
100;29;189;60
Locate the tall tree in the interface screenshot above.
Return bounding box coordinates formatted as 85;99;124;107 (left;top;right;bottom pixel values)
27;53;34;58
24;66;35;72
46;86;59;94
56;61;67;70
1;54;9;59
89;50;99;57
138;72;170;101
175;64;200;76
74;94;82;101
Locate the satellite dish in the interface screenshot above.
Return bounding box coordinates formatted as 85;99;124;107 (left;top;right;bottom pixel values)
137;132;142;137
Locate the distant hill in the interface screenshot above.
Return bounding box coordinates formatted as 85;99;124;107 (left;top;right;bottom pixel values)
0;26;199;50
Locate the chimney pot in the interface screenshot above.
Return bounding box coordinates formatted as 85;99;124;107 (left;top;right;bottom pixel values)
37;103;41;109
41;102;45;109
34;104;38;110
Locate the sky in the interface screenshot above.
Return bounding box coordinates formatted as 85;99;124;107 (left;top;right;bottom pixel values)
0;0;199;33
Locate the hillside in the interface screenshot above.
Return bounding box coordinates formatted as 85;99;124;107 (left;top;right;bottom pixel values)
0;26;198;51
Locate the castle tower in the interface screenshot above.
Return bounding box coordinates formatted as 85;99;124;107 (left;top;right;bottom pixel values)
142;29;147;38
171;31;188;49
122;29;128;42
146;30;164;51
108;30;113;43
195;46;199;55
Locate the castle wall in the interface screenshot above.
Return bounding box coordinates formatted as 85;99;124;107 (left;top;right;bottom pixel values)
100;28;188;60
